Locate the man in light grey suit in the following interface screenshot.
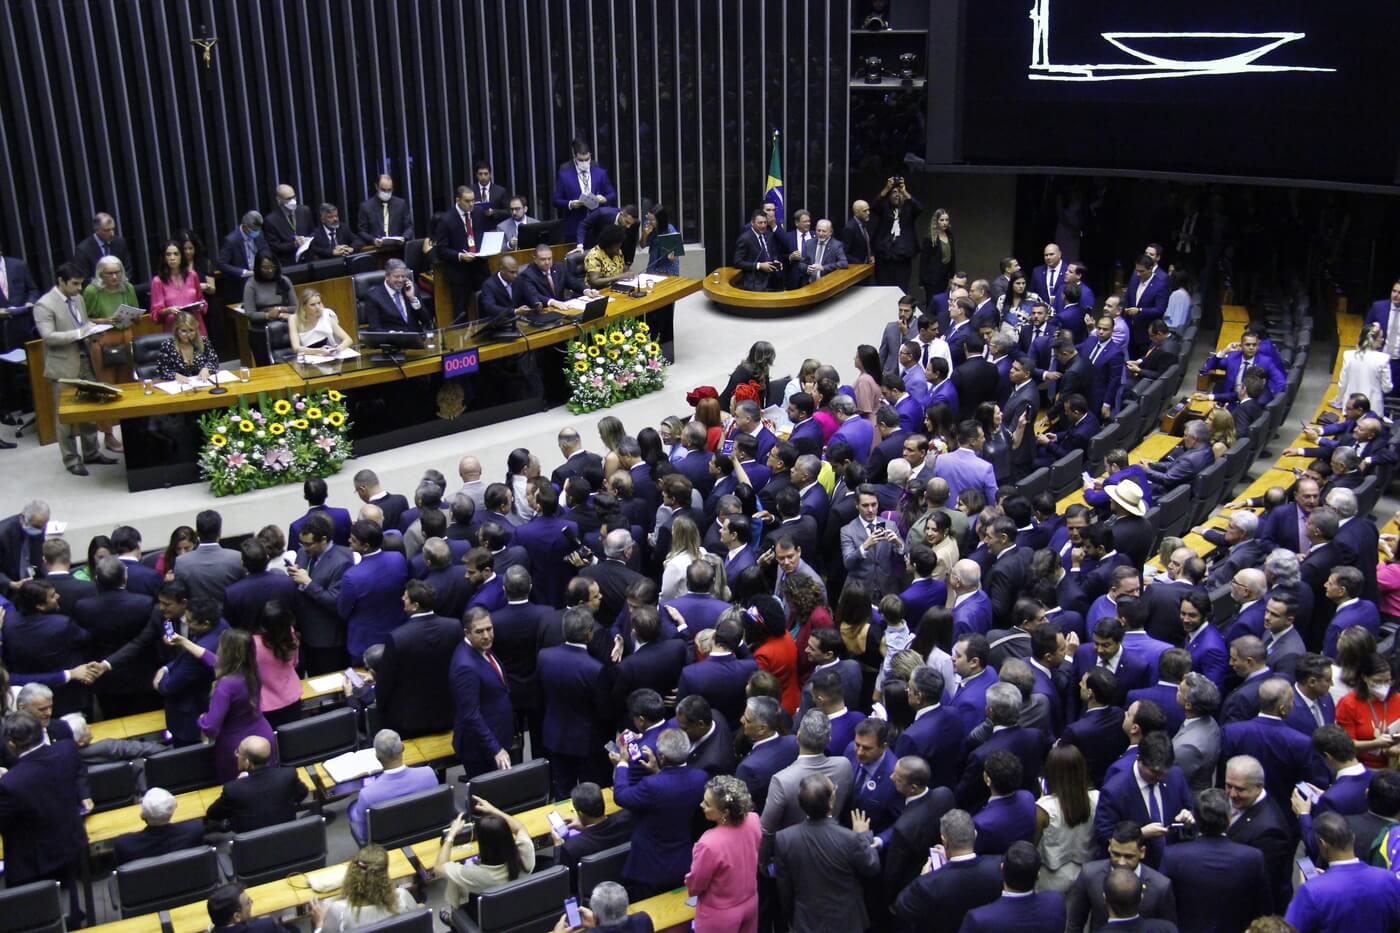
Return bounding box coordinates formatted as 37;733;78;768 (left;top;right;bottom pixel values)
33;262;115;475
174;510;246;605
496;196;539;251
840;485;905;598
1172;672;1221;792
1065;822;1178;933
801;220;849;284
773;772;881;932
760;710;854;867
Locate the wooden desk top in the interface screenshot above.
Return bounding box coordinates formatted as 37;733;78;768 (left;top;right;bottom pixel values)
57;277;699;424
1056;433;1179;511
1221;305;1250;325
701;264;872;309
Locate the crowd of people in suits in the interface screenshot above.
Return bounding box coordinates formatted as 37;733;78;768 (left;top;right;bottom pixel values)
5;241;1400;932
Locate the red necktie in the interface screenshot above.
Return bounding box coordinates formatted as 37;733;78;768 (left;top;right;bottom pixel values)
484;651;505;685
464;213;476;253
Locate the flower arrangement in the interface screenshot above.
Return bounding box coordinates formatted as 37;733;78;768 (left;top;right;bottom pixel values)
564;319;669;413
197;389;353;496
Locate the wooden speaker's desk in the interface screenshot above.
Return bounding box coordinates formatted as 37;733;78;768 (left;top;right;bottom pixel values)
702;263;872;311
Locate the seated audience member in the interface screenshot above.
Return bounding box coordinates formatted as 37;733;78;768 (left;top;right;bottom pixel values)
155;310;220;383
363;259;432;332
61;712;165;764
551;882;653;933
553;781;635;873
113;787;207;865
205;735;309;833
347;729;441;845
206;882;296;933
309;844;418;933
435;797;536;909
1143;419;1214;493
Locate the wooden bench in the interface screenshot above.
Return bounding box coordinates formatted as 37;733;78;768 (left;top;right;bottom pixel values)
701;263;873;312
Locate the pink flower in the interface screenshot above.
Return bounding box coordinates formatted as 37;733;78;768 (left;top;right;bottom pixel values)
295;401;306;410
316;436;335;451
227;452;248;468
263;448;292;471
647;358;662;371
589;375;605;389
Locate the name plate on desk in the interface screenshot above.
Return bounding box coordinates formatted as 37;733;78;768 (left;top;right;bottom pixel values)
443;348;480;377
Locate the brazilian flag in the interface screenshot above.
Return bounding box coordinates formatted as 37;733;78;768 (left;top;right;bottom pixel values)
764;131;784;225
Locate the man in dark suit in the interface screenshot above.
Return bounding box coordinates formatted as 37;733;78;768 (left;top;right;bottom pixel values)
1097;867;1180;932
612;606;687;711
471;161;509;211
510;486;579;609
1198;332;1287;406
1160;787;1274;931
4;581;90;715
373;579;459;738
31;540;92;620
355;174;414;246
961;843;1067;933
840;200;874;265
0;504;47;592
1045;336;1093;420
362;259;434;332
475;254;532;324
289;513;354;674
337;520;408;661
1094;733;1191;868
880;755;958;900
955;683;1048;810
1031;242;1066;305
433;186;493;321
613;727;709;898
891;665;965;790
287;478;352;548
1123;254;1170;354
1124;319;1181;394
551;426;605;489
577;205;641;264
217;211;270;278
262;185;316;264
891;807;1003;933
1072;617;1152;710
773;772;883;933
673;694;735;777
538;608;610;798
1068;821;1178;933
205;736;309;833
676;618;757;728
1037;393;1101;468
174;509;246;606
552;139;618;243
734;696;798;812
1081;315;1126;417
733;210;781;292
518;242;591;309
113;787;207;865
1328;487;1381;602
952;334;999;413
73;557;155;714
450;608;516;777
108;526;160;598
578;530;645;628
1224;753;1296;910
72;212;134;277
1220;677;1323;813
1143;419;1214;495
1055;283;1090;344
980;518;1034;620
306;202;356;259
222;538;297;631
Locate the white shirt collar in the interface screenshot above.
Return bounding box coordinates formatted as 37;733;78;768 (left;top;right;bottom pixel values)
914;703;942;719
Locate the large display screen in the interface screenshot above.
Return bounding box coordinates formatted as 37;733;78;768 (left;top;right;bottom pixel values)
960;0;1400;184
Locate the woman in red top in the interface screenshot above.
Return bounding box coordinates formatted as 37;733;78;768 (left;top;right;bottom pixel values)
746;598;799;714
695;397;725;452
1334;653;1400;769
783;573;833;686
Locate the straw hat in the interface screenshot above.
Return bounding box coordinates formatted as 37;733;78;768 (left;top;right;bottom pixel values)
1105;479;1147;517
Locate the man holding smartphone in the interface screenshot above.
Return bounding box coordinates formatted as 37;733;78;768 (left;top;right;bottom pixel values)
838;486;905;598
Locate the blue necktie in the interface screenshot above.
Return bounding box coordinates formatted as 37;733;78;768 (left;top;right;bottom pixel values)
393;290;407;322
244;238;254;269
1146;782;1162;823
67;297;82;328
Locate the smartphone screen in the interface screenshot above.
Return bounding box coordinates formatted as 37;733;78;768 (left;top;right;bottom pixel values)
720;439;735;456
604;741;622;757
547;810;569;836
928;847;946;871
564;896;582;928
163;620;176;641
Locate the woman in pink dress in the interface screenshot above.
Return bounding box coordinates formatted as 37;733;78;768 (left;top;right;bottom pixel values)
253;601;303;727
149;240;210;335
686;775;761;933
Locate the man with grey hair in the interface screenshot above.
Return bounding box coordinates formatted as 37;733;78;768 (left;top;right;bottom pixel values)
113;787;206;865
892;808;1004;928
578;529;643;627
949;558;992;637
0;500;51;593
1223;753;1295;909
1221;635;1272;724
560;881;650;932
217;210;266;277
1202;510;1268;588
828;395;875;464
732;399;777;464
1301;507;1344;618
364;257;430;331
1174;672;1222;791
955;681;1048;810
614;727;708;898
346;728;441;844
551;426;604;488
737;696;798;810
1222;568;1269;644
1263;546;1312;624
760;710;855;866
1144;418;1214;493
1222;676;1318;806
773;773;880;932
61;712;164;765
1326;485;1380;602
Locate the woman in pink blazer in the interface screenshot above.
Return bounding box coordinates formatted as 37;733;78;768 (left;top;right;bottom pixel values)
150;240;210;335
687;775;761;933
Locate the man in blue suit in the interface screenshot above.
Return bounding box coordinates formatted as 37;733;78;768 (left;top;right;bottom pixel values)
899;547;947;626
1072;617;1151;708
1053;262;1095;315
736;696;799;811
612;727;709;899
799;219;848;283
337;520;408;660
1221;635;1275;724
347;728;441;845
1284;653;1336;737
971;750;1037;855
672;422;715;496
1030;242;1066;308
951;633;998;733
376;580;461;739
1297;725;1374;860
786;393;825;457
1127;648;1191;735
1094;733;1192;868
221;538;298;632
449;608;516;777
1323;565;1381;657
661;562;729;637
1035;393;1100;467
1080;315;1125;417
1143;419;1214;495
1285;812;1400;932
950;560;993;637
476;255;532;323
960;841;1066;933
1061;668;1130;787
510;485;579;609
0;711;88;918
538;608;610;798
552;139;617;242
216;211;269;278
287;478;352;547
828;396;874;465
1198;331;1286;405
1160;787;1274;932
1122;253;1169;355
677;617;757;728
926;356;960;417
1220;677;1325;807
956;683;1048;810
894;666;965;790
845;717;902;836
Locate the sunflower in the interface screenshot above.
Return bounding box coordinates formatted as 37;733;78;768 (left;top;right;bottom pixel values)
587;346;601;357
268;423;286;435
607;349;619;360
327;390;343;402
210;434;228;447
573;360;589;372
647;342;661;354
608;331;626;345
623;344;636;354
593;333;607;346
637;322;650;332
238;420;255;433
326;412;345;427
292;419;310;430
633;332;647;343
273;399;292;415
306;408;323;420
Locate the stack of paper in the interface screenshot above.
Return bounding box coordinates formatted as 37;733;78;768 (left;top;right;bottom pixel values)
305;348;361;363
306;674;346;694
617;273;669;288
153;370;240;394
323;748;384;784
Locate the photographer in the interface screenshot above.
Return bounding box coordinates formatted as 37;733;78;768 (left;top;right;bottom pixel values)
870;176;921;291
837;485;905;599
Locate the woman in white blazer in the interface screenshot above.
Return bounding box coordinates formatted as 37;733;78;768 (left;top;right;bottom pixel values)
1334;322;1392;417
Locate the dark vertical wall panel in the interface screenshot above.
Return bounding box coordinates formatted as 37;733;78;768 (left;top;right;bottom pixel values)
0;0;850;279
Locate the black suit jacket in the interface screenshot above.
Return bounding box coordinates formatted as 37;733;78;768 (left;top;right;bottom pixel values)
306;224;355;260
1225;794;1295;910
45;572;95;616
1055;354;1094;411
74;234;133;277
263;205;316;263
113;819;207;865
891;851;1002;933
883;787;956;902
0;513;43;590
355;196;414;244
1110;515;1156;570
983;546;1034;619
376;614;461;737
0;741;88;883
478;272;527;322
432;205;493;284
205;767;310;833
361;283;434;332
74;590;157;694
488;601;557;711
953;357;1000;413
612;639;688;709
218;229;271;277
517;262;585;307
551;450;606;490
733;227;778;291
1159;835;1273;932
579;559;644;627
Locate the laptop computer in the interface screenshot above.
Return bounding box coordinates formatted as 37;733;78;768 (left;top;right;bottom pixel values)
516;220;565;251
578;296;608;323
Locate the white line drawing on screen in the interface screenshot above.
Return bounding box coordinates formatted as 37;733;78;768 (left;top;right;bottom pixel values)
1028;0;1335;81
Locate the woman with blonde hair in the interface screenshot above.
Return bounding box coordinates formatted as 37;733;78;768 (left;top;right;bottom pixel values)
1208;406;1237;449
1333;321;1393;414
289;288;353;356
660;514;703;601
597;415;627;475
155;310;220;383
310;845;416;933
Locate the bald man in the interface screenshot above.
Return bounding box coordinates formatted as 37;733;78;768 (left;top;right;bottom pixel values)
479;255;532;322
843;200;875;265
263;183;315;263
205;736;309;833
455;455;487;510
802;220;849;283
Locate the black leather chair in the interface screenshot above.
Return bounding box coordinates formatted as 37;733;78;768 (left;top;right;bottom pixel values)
356;908;434;933
565;251;586;285
1154;485;1193;542
1049;450;1084;500
308;259;347;281
227;815;328;885
1209;582;1237;626
144;743;218;794
448;864;570;933
1012;467;1050;502
366;784;456;848
283;263;311;285
114;845;220;917
275;707;358;768
353;271;387;329
265;320;295;363
0;880;65;933
131;333;168;381
346;252;379;276
462;759;550;815
1189;458;1228;526
1084;423;1120;475
87;760;140;813
575;843;630;901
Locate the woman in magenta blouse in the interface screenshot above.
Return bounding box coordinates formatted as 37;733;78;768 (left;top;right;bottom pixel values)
150;239;210;335
687;775;761;933
170;626;275;782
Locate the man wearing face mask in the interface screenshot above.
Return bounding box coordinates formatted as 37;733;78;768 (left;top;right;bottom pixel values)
497;197;538;251
0;500;49;594
262;184;315;264
355;173;415;247
216;211;269;278
553;138;617;242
